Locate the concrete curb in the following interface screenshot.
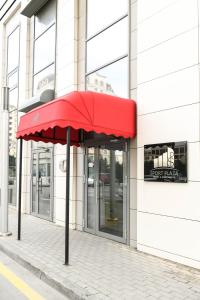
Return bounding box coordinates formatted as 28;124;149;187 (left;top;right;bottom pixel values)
0;243;87;300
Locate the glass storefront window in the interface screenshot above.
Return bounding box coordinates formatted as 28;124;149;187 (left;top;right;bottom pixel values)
85;0;129;242
87;148;95;229
34;0;56;38
87;17;128;73
9;87;18;111
8;71;18;89
34;25;55;74
87;0;128;38
7;27;20;74
33;64;54;96
86;57;128;98
99;147;124;237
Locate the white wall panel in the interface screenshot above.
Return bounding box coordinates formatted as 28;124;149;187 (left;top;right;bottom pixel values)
137;103;199;147
138;212;200;263
137;180;200;221
56;63;76;92
137;65;199;115
130;1;137;32
55;197;65;223
137;28;198;84
130;148;137;179
54;197;74;227
137;0;198;53
130;179;137;210
137;0;182;24
54;176;73;200
130;209;137;241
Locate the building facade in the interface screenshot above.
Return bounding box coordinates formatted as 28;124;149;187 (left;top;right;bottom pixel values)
0;0;200;269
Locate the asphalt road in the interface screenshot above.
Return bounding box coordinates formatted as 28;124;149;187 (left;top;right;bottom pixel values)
0;251;69;300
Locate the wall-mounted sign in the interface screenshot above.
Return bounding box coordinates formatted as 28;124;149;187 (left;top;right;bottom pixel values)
144;141;187;183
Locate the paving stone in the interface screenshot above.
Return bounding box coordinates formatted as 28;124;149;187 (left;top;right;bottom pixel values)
0;209;200;299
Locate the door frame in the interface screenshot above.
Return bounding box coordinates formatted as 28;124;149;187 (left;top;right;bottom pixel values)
84;139;129;244
31;147;54;221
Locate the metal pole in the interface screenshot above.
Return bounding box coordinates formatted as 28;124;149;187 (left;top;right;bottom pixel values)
65;126;71;265
0;86;11;236
17;139;23;240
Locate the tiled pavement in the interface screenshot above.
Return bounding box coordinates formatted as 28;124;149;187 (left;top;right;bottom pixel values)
0;210;200;299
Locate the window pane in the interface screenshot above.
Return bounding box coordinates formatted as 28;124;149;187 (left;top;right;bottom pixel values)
34;25;55;74
33;64;55;96
9;88;18;111
87;17;128;73
87;0;128;38
86;57;128;98
8;71;18;89
7;27;19;74
35;0;56;38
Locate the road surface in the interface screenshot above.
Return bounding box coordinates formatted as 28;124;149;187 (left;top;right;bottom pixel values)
0;251;69;300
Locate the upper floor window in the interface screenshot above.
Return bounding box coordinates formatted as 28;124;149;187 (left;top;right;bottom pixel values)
33;0;56;96
87;0;128;38
87;17;128;73
6;20;20;206
7;27;20;75
7;26;20;111
86;0;128;98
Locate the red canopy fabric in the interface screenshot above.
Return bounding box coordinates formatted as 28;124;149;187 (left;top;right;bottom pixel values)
16;91;136;145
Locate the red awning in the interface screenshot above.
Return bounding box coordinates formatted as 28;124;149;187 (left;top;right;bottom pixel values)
16;91;136;145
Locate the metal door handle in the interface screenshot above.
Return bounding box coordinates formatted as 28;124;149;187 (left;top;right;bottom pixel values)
38;178;42;191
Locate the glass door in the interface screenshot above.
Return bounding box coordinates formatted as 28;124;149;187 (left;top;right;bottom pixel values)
85;142;127;243
86;147;96;232
31;148;53;221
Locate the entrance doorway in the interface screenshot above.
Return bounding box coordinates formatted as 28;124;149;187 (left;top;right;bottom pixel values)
31;147;53;220
85;140;128;243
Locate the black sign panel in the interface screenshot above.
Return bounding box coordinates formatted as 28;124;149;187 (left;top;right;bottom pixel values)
144;141;187;183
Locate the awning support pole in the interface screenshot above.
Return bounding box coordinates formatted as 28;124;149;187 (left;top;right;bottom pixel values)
17;138;23;240
65;126;71;265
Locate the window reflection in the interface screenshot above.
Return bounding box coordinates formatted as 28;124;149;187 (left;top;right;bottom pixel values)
87;0;128;38
35;0;56;38
33;0;56;97
86;57;128;98
87;17;128;73
8;71;18;89
87;148;96;230
99;147;124;237
34;25;55;74
9;88;18;111
7;27;20;74
33;64;54;96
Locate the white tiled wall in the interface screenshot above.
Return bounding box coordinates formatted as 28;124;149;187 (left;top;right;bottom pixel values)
135;0;200;268
137;103;199;146
137;65;199;115
138;212;200;268
138;28;198;84
137;0;198;53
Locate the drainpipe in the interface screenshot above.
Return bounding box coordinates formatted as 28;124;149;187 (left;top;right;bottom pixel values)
0;87;12;236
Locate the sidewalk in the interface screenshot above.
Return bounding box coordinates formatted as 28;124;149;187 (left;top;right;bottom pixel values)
0;210;200;299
